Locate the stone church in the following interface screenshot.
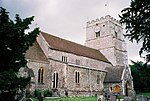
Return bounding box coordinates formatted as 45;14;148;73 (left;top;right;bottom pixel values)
25;15;134;97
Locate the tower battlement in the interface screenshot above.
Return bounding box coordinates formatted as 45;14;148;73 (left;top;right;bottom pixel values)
87;15;121;26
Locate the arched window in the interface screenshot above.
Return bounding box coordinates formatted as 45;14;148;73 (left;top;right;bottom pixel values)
75;71;80;84
53;72;58;88
95;24;100;37
38;67;44;84
97;75;100;84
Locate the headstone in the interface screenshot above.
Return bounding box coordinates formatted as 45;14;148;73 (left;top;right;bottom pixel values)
53;91;58;97
124;96;132;101
97;95;105;101
136;95;149;101
110;95;116;101
148;97;150;101
141;96;145;101
97;95;101;101
136;96;141;101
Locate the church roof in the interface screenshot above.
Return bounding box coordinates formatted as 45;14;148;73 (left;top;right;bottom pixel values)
25;41;49;62
41;32;111;63
104;66;124;83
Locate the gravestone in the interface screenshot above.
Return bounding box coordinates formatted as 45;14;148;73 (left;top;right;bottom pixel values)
97;95;105;101
124;96;132;101
136;95;149;101
110;95;116;101
148;97;150;101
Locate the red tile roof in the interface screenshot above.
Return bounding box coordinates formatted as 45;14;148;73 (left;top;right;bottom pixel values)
41;32;110;63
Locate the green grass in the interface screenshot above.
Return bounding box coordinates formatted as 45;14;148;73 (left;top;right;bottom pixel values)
33;96;97;101
137;92;150;97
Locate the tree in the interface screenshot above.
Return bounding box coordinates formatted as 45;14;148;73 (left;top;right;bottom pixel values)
130;60;150;92
119;0;150;59
0;7;39;101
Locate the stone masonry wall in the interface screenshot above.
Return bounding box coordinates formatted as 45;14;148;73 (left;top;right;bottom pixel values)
27;60;51;91
49;59;107;96
49;50;111;70
48;48;111;96
85;15;128;66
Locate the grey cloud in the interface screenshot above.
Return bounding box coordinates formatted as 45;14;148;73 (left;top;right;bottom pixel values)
1;0;142;62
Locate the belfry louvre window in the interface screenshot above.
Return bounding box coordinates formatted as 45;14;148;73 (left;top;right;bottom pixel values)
95;24;100;37
96;32;100;37
62;56;67;63
75;71;80;84
53;72;58;88
38;67;44;84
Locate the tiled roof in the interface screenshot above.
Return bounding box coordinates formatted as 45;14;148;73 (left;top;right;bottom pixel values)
104;66;124;83
41;32;111;63
25;41;48;62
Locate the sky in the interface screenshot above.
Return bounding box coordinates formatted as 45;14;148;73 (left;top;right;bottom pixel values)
0;0;144;64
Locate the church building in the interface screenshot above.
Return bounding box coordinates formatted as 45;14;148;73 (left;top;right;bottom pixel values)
25;15;134;97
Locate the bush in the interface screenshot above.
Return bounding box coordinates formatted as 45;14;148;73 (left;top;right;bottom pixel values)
34;89;52;97
43;89;52;97
34;89;41;98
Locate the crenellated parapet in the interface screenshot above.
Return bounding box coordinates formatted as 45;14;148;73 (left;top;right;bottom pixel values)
87;15;121;26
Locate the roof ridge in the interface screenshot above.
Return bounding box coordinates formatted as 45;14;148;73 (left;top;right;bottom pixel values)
41;31;99;50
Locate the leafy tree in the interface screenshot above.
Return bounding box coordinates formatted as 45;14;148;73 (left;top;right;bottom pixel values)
130;60;150;92
119;0;150;60
0;7;39;101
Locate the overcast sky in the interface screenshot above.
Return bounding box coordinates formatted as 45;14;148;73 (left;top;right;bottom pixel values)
1;0;144;63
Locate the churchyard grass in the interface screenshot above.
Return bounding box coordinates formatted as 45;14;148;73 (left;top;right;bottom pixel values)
33;96;97;101
137;92;150;97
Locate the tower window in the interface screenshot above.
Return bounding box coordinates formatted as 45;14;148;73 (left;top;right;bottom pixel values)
96;32;100;37
53;72;58;88
94;25;100;37
75;71;80;84
38;67;44;84
62;56;67;63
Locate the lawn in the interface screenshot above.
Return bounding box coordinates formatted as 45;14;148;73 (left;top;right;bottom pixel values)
32;93;150;101
33;96;97;101
137;92;150;97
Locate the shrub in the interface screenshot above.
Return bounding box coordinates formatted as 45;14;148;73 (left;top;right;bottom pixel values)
44;89;52;97
34;89;41;98
34;89;52;97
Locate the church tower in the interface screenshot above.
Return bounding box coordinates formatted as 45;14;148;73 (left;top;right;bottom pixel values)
85;15;128;66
